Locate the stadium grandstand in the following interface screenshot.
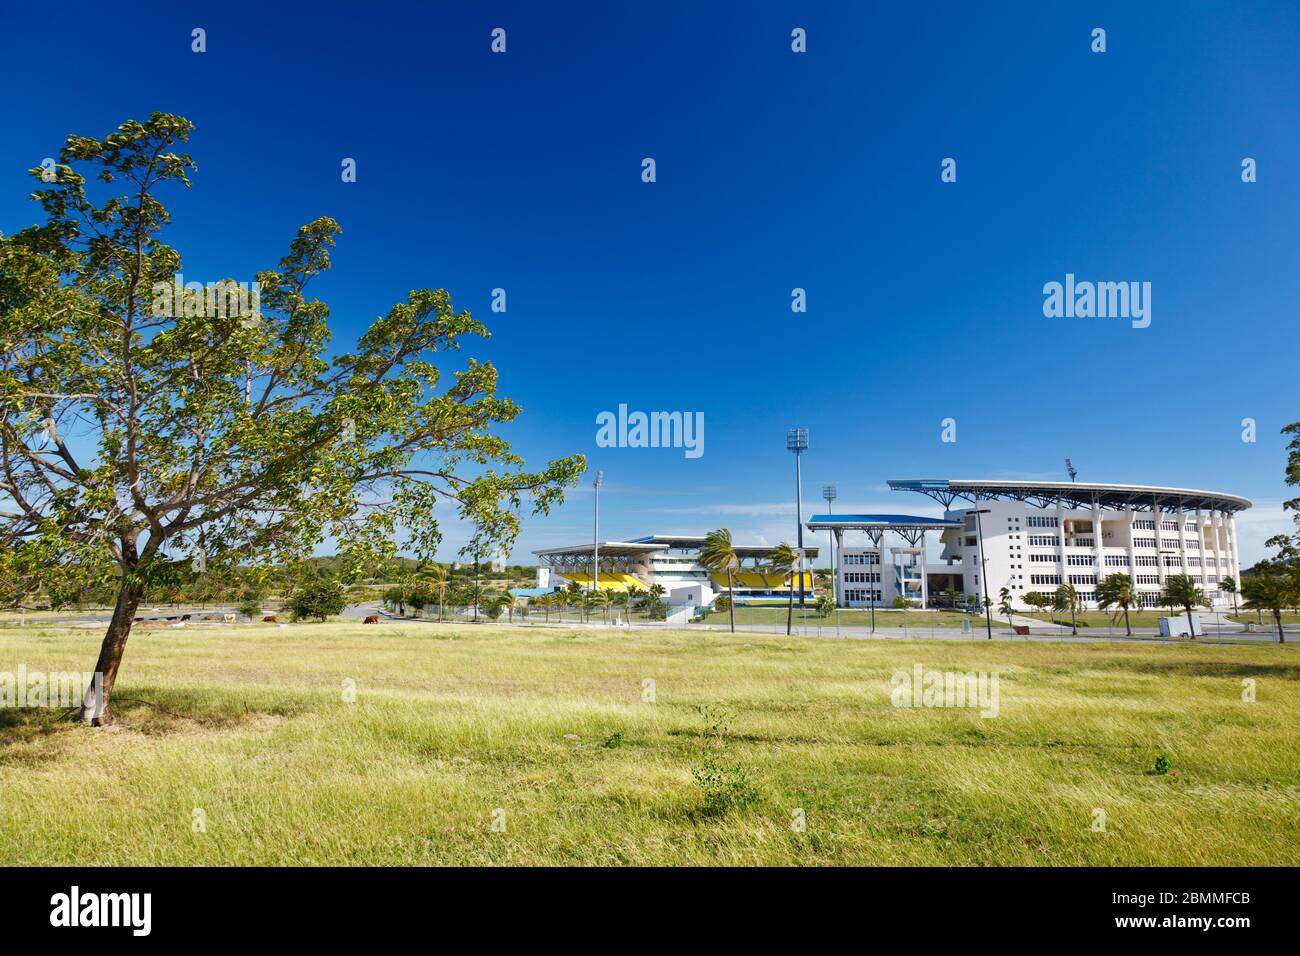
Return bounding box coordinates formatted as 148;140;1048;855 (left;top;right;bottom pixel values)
533;535;817;608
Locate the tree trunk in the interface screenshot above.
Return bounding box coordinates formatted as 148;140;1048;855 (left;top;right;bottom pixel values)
1186;606;1195;639
80;578;145;725
1123;606;1131;636
727;570;735;633
1276;610;1285;644
786;578;793;636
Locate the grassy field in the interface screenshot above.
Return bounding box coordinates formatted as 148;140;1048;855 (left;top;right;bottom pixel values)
1;620;1297;865
704;606;975;627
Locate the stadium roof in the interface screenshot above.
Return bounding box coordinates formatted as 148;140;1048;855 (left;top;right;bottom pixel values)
888;479;1251;513
535;535;817;559
804;514;962;531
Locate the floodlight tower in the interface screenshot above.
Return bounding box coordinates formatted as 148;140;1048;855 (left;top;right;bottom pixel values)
822;484;837;606
1066;458;1077;482
592;470;604;591
787;428;809;606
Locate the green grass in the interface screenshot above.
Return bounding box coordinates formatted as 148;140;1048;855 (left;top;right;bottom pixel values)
1;620;1297;865
705;606;975;627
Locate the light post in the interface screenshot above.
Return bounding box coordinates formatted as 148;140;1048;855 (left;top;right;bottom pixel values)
593;470;604;592
971;507;993;639
787;428;809;607
823;484;837;607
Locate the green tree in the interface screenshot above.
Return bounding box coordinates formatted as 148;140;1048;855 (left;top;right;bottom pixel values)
1219;575;1238;616
589;587;610;625
1053;583;1080;635
1022;591;1048;618
700;529;739;633
1241;564;1297;644
1096;572;1140;636
766;542;801;636
287;572;346;622
0;115;583;723
417;561;450;622
1161;574;1207;639
997;586;1014;632
813;593;835;617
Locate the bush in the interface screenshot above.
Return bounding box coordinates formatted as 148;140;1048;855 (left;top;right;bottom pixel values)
692;755;759;815
236;595;263;620
1154;754;1171;775
288;575;346;622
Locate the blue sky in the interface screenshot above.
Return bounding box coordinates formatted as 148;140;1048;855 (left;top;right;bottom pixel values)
2;1;1297;566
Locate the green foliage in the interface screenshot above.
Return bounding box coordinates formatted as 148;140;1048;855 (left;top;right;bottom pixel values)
813;594;835;617
892;595;910;609
0;113;583;714
690;704;758;815
287;573;346;622
1153;754;1171;775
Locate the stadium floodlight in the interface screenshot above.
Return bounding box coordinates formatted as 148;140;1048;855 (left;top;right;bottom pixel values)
971;506;993;640
787;428;809;606
593;470;604;591
822;484;837;607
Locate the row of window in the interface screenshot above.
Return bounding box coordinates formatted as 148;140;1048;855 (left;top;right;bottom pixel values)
843;572;881;584
842;553;880;565
844;589;882;602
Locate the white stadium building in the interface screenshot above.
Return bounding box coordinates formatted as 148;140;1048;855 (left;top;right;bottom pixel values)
533;479;1248;614
870;479;1249;611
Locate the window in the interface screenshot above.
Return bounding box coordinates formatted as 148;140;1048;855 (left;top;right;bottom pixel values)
1136;575;1160;585
1133;520;1155;530
1030;574;1061;586
1135;556;1158;567
843;553;880;566
1028;535;1060;547
1068;574;1097;586
1067;555;1095;566
1161;521;1178;531
1027;516;1059;528
844;572;880;584
1030;554;1059;563
1105;555;1130;567
1133;538;1157;548
1163;555;1183;567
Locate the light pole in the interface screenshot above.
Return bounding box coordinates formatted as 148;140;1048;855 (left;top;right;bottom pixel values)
971;506;993;639
787;428;809;606
823;484;837;607
592;470;604;592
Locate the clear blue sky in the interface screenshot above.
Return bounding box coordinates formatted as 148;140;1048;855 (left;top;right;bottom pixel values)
2;1;1296;566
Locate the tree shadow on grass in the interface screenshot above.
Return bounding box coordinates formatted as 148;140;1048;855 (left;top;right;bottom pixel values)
1117;660;1300;681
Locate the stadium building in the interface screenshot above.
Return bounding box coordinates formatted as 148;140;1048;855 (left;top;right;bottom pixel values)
533;535;817;609
533;479;1248;615
809;480;1248;611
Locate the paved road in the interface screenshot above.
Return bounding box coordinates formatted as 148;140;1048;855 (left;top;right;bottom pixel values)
349;603;1295;646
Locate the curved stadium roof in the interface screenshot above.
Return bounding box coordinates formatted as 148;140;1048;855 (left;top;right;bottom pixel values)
888;479;1251;514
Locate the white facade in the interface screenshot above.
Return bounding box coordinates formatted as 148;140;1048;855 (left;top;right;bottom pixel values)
938;499;1243;610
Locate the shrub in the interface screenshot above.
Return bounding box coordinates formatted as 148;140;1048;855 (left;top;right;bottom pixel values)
692;755;759;814
287;575;346;622
1154;754;1171;775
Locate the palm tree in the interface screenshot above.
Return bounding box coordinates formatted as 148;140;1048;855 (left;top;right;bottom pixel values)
613;589;632;625
1096;572;1140;636
1161;574;1207;639
997;586;1014;632
1054;583;1080;635
1220;575;1239;617
767;542;801;636
1241;567;1297;644
589;587;611;625
418;561;450;622
700;528;740;633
